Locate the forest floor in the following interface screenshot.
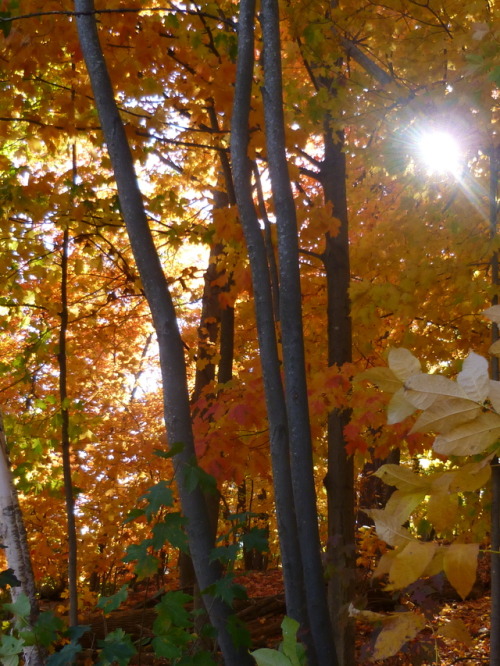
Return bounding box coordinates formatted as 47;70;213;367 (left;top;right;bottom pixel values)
232;569;491;665
76;568;491;664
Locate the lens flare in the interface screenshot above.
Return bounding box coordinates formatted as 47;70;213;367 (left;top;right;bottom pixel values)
418;131;462;175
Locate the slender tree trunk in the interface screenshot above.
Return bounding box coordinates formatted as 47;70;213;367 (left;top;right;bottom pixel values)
489;144;500;666
320;126;356;666
59;222;79;629
231;0;311;653
0;413;45;666
74;4;253;663
259;0;337;662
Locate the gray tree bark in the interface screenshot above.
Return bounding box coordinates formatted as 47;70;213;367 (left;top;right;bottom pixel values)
73;3;253;663
0;413;45;666
231;0;312;655
258;1;338;663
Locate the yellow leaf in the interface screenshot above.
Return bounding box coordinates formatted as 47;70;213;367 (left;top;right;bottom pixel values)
368;508;412;548
457;352;489;402
384;489;427;525
433;412;500;456
448;458;492;492
410;397;480;435
387;388;417;424
422;546;445;577
348;604;386;623
388;348;421;382
438;618;474;647
357;367;402;393
483;305;500;324
375;464;428;493
373;612;426;660
489;340;500;357
489;380;500;412
443;542;479;599
74;258;85;275
405;374;469;410
386;541;437;590
426;492;458;532
373;550;396;578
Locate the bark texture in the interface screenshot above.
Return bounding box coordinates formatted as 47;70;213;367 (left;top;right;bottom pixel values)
74;3;253;663
260;0;338;662
320;126;356;666
0;413;45;666
231;0;310;648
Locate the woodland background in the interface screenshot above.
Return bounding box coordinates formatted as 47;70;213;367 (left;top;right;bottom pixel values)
0;0;499;664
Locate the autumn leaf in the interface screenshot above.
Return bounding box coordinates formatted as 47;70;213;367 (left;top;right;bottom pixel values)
372;612;426;661
404;374;469;410
448;458;492;492
374;464;427;493
409;397;481;435
488;380;500;412
489;339;500;356
368;504;416;548
483;304;500;324
438;618;474;647
387;347;421;381
387;388;416;424
456;352;489;402
426;491;458;532
433;411;500;456
357;367;402;394
386;540;437;590
443;542;479;599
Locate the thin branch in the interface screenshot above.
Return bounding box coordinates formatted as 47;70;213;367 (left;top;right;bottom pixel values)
0;6;235;27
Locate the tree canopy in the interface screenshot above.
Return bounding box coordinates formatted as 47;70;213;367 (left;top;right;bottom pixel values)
0;0;498;663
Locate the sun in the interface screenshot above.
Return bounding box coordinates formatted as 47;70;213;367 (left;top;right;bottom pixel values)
417;130;462;176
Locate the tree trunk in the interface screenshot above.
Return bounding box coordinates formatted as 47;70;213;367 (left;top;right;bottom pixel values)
489;144;500;666
58;224;79;628
231;0;311;653
259;0;337;662
0;412;45;666
74;3;253;663
320;125;356;666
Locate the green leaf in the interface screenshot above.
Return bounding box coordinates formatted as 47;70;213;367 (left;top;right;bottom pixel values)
226;613;251;649
251;648;292;666
210;544;240;565
152;633;187;659
140;481;174;519
0;568;20;588
155;590;193;629
123;541;160;578
177;652;217;666
4;593;30;619
0;635;24;666
203;574;247;605
153;441;184;459
97;585;128;615
281;616;301;666
152;513;188;552
183;462;217;495
123;507;145;524
68;625;91;642
97;629;137;666
241;527;269;553
28;611;64;647
46;642;83;666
